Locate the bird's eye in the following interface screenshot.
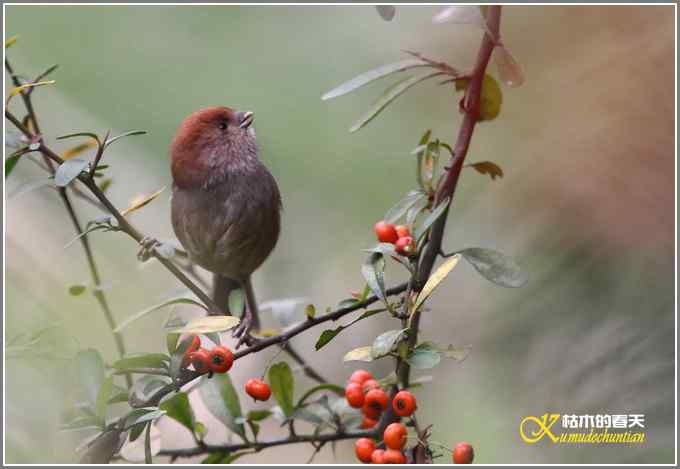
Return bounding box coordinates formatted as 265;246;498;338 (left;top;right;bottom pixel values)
218;122;228;130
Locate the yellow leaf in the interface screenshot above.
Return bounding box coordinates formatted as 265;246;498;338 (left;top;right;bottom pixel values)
411;254;461;315
479;74;502;121
62;140;98;160
466;161;504;180
5;35;18;49
254;328;280;338
120;187;165;216
343;346;374;362
171;316;240;334
6;80;55;106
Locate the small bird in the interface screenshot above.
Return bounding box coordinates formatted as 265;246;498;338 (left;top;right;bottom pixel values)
170;106;281;346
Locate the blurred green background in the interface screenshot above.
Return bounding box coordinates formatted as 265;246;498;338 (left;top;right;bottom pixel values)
4;5;675;464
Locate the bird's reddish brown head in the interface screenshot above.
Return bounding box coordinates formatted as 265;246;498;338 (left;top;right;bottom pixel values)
171;106;257;188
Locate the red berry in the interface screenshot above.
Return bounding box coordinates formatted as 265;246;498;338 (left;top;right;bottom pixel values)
245;378;271;401
364;388;389;414
384;422;407;450
371;449;386;464
345;382;365;408
361;416;378;429
392;390;417;417
395;225;411;238
180;334;201;368
374;221;399;244
362;379;380;394
349;369;373;386
190;348;211;374
452;442;474;464
383;449;406;464
355;438;375;463
209;345;234;373
394;236;415;256
361;401;382;419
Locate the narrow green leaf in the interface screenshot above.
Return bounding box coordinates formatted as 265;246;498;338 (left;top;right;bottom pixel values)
115;297;209;333
315;309;384;350
60;415;104;431
296;383;345;407
122;407;166;431
95;376;113;419
57;131;100;142
349;72;443;132
171;315;240;334
144;422;152;464
199;373;245;439
166;333;180;355
160;392;194;432
414;197;450;242
69;284;87;296
76;349;105;409
247;410;273;421
111;353;170;371
268;362;294;417
54;158;88;187
460;247;528;288
5;153;22;178
361;252;388;307
104;130;147;148
384;190;427;224
322;59;427;100
371;329;407;358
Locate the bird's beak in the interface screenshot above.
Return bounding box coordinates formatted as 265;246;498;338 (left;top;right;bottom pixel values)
238;111;254;129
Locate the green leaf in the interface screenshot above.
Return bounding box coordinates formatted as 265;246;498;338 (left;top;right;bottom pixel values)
247;410;273;421
304;304;316;319
268;362;295;417
129;376;171;408
384;190;428;224
114;297;208;333
343;346;373;362
412;254;461;314
202;451;250;464
95;376;113;419
479;74;503;121
104;130;147;148
57;131;100;142
5;35;18;48
78;429;122;464
406;348;441;369
315;308;385;350
296;384;345;407
5;153;22;178
228;288;245;316
350;72;443;132
60;415;104;431
144;422;152;464
69;284;87;296
414;197;450;242
371;329;407;358
171;315;240;334
54;158;88;187
166;333;180;355
160;392;194;432
122;407;166;431
361;252;388;308
460;247;528;288
76;349;105;409
322;59;427;100
111;353;170;371
199;373;245;439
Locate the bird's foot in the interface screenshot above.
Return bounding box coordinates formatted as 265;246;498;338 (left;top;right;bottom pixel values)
137;236;160;262
232;310;258;349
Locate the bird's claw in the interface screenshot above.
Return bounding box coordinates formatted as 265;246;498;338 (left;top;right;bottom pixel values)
232;310;257;349
137;236;160;262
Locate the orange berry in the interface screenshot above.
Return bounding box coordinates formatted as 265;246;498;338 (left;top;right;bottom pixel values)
245;378;271;401
392;390;417;417
452;442;474;464
349;369;373;386
364;388;389;414
383;449;406;464
361;416;378;429
345;382;365;408
362;401;382;419
355;438;375;463
189;348;211;374
180;334;201;368
374;221;399;244
362;379;380;394
395;225;411;238
371;449;386;464
208;345;234;373
394;236;415;256
383;422;407;450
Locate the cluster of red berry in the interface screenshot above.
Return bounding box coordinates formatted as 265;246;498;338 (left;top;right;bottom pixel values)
346;369;417;464
180;334;272;401
374;221;415;256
